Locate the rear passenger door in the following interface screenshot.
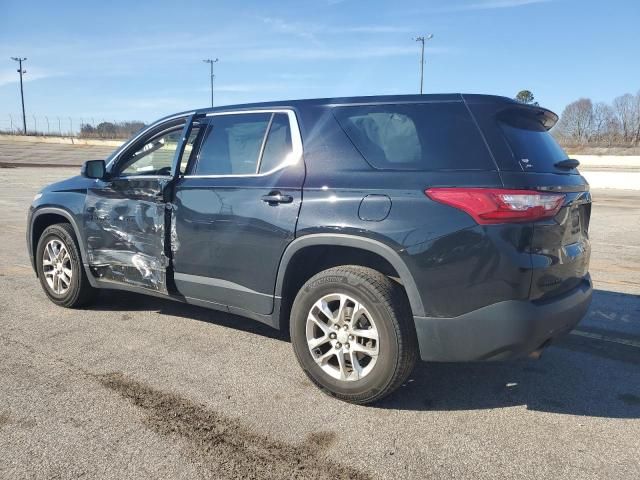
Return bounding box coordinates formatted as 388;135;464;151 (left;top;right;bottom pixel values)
171;110;304;315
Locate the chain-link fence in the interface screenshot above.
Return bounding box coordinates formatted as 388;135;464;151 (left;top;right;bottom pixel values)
0;115;147;139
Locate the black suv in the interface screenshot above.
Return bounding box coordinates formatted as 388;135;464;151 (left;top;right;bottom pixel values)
27;94;592;404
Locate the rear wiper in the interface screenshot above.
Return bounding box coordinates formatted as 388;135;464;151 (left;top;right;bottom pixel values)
554;158;580;169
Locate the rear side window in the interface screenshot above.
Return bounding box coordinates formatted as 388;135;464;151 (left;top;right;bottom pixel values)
333;102;494;171
499;115;568;172
259;113;293;173
193;113;271;175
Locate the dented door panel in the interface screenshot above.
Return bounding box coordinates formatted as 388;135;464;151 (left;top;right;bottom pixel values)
85;178;171;292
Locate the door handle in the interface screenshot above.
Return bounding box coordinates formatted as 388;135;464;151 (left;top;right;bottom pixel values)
261;191;293;205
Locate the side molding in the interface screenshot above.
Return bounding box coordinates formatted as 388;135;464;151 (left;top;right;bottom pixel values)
274;233;425;317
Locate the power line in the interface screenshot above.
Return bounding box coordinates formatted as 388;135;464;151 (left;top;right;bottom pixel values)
413;34;433;95
10;57;27;134
202;58;219;108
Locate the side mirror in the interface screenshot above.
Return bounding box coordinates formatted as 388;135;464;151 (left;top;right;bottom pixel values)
81;159;106;179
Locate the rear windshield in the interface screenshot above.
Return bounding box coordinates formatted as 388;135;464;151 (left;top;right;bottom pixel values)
499;115;569;172
333;102;495;171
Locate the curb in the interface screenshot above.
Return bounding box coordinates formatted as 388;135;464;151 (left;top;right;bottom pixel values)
0;162;80;168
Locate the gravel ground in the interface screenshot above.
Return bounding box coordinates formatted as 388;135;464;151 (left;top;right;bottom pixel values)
0;166;639;479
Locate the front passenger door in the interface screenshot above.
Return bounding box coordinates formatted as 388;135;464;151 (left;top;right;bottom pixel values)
84;118;198;293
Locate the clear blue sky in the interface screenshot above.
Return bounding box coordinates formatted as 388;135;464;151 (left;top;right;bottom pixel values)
1;0;638;123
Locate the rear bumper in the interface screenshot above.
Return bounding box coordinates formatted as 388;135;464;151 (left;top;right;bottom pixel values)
414;275;592;362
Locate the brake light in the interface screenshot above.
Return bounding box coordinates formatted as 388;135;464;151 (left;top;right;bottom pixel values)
425;188;565;224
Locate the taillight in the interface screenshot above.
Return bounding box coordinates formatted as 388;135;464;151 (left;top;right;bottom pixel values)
425;188;565;224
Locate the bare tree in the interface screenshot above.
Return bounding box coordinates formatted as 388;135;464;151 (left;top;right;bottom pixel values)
555;90;640;148
634;90;640;145
555;98;594;145
591;102;618;146
613;93;640;144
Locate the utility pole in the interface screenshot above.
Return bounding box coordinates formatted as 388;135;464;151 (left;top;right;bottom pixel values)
202;58;219;107
10;57;27;134
413;35;433;95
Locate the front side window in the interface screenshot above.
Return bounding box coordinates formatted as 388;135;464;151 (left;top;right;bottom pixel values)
118;128;184;177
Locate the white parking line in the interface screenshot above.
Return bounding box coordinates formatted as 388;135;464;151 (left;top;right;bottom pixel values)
570;329;640;348
595;243;640;249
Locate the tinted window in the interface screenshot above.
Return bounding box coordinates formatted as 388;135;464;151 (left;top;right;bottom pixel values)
499;117;568;172
179;125;202;174
333;102;494;170
194;113;271;175
259;113;293;173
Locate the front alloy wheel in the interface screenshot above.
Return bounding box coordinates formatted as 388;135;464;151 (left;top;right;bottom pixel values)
35;223;97;308
42;238;73;295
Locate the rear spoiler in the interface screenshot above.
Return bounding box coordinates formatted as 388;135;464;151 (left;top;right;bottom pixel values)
496;104;559;131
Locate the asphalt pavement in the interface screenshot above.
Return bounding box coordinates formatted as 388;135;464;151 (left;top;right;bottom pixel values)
1;165;639;479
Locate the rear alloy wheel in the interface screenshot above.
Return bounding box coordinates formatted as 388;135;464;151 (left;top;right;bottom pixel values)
36;223;97;308
306;293;380;381
291;266;417;405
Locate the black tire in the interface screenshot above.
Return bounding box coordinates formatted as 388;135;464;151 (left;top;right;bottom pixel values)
35;223;97;308
290;265;418;405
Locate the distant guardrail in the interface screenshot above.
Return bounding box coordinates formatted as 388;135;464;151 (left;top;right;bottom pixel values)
0;115;146;140
0;134;123;147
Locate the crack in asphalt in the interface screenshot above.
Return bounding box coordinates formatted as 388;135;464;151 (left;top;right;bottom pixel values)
96;372;371;480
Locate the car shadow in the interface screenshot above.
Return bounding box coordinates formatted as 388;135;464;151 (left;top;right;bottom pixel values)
91;289;290;342
376;340;640;418
89;288;639;418
379;289;640;418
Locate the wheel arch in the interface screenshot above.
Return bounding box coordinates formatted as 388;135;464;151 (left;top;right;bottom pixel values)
30;207;95;285
274;234;425;330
